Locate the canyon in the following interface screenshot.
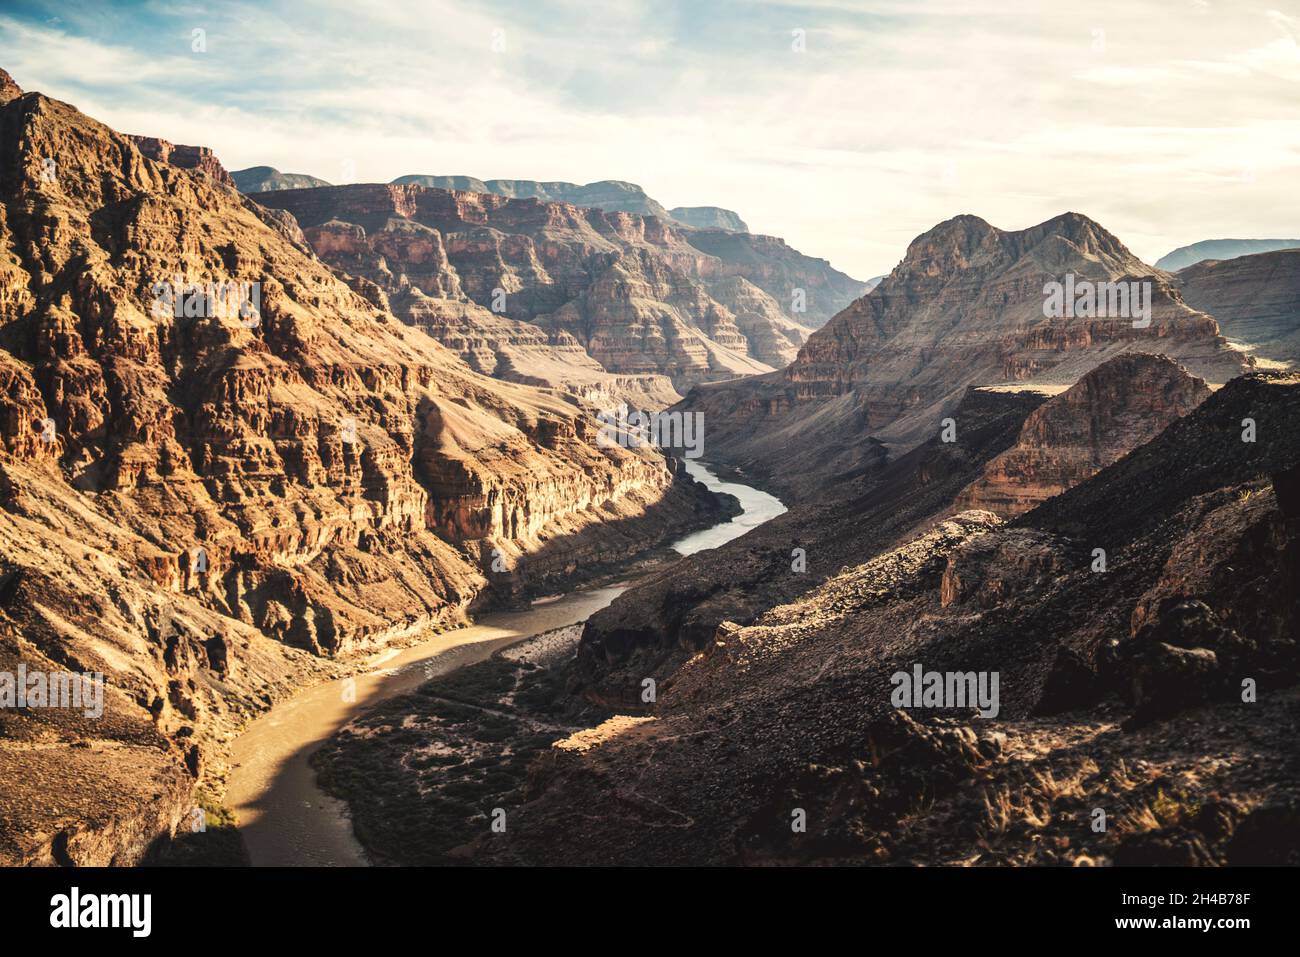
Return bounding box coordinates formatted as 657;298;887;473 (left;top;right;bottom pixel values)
0;69;735;864
246;183;864;398
318;367;1300;866
3;50;1299;873
306;206;1300;866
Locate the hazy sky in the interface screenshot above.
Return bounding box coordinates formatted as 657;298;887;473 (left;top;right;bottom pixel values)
2;0;1298;278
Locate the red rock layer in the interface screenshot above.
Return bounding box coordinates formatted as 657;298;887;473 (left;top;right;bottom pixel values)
956;354;1211;517
250;183;845;391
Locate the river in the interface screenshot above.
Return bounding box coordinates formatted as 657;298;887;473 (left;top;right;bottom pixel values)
226;460;785;866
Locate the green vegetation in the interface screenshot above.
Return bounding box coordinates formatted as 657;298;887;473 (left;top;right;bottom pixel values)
143;787;251;867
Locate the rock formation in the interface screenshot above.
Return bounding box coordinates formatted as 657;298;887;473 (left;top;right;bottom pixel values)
387;175;859;324
956;354;1211;517
669;206;748;232
0;72;729;864
1176;249;1300;367
678;212;1252;500
394;176;751;234
392;175;677;220
247;183;843;394
128;135;236;189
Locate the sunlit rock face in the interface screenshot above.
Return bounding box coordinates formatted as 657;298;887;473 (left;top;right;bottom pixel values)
957;354;1212;517
250;181;865;395
0;73;727;864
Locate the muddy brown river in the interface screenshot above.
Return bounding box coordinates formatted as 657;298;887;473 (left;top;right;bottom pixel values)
227;461;784;866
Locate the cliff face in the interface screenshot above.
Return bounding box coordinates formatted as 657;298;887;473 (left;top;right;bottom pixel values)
0;76;726;863
680;212;1252;501
957;354;1211;517
250;183;836;393
128;135;236;189
1176;249;1300;368
392;175;752;237
393;175;676;220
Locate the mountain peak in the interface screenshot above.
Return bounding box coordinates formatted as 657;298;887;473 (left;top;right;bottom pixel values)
0;68;21;104
232;165;331;193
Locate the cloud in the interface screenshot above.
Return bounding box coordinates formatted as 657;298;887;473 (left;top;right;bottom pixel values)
0;0;1297;276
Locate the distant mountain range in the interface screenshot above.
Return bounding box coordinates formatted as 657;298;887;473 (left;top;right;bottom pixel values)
390;174;750;234
1156;238;1300;272
233;168;751;234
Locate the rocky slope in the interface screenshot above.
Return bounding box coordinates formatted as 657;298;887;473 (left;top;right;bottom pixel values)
384;176;860;327
1156;238;1300;272
453;373;1299;864
679;212;1252;501
231;166;331;193
0;69;729;864
575;387;1046;706
1176;249;1300;368
248;184;837;393
957;354;1211;517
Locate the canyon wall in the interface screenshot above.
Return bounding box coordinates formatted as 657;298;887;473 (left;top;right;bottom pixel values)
249;182;865;396
0;70;726;864
957;354;1212;517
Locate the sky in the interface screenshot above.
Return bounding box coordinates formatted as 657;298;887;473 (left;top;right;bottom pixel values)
1;0;1298;279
